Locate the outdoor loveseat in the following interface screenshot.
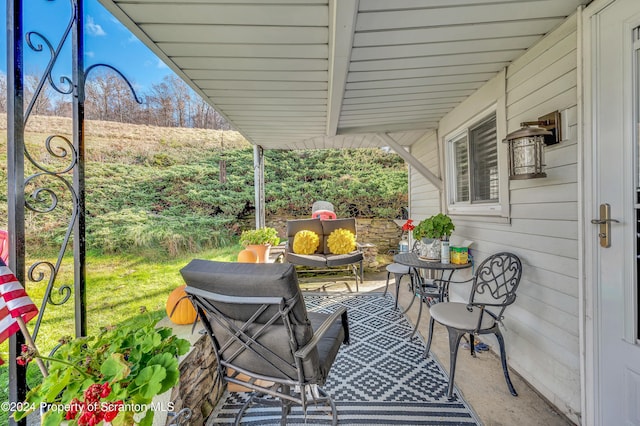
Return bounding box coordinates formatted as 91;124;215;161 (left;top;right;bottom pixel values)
285;218;364;290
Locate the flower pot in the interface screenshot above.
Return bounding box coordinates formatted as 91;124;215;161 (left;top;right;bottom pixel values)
246;244;271;263
420;238;441;261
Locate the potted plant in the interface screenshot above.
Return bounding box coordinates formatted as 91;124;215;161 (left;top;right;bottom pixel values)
14;308;190;426
412;214;455;260
239;227;280;263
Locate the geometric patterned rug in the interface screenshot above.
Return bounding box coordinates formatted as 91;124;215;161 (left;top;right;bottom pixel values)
207;293;482;425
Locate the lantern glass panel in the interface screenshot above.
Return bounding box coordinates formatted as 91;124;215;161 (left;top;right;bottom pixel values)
510;135;545;176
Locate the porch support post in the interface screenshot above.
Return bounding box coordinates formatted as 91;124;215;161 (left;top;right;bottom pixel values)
253;145;265;229
376;133;443;192
7;0;27;424
73;0;87;337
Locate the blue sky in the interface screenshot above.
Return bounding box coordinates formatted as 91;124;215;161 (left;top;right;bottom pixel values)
1;0;175;92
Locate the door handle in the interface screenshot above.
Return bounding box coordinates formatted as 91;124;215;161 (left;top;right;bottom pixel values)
590;219;620;225
591;203;619;247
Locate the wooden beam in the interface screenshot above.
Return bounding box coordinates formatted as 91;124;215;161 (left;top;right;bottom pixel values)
376;133;443;192
326;0;358;136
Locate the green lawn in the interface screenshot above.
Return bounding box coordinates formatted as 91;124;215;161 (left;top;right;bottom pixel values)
0;245;241;424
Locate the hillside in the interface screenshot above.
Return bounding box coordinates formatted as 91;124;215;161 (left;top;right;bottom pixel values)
0;115;408;257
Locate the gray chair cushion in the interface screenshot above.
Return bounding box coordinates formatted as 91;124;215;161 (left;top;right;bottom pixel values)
286;252;328;267
429;302;496;331
286;218;324;255
325;252;363;267
321;218;357;255
307;311;345;382
181;259;346;384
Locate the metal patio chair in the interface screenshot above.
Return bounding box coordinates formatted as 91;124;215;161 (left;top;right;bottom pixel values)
424;252;523;399
181;260;349;426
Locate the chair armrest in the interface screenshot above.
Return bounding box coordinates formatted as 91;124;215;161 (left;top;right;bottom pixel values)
294;307;349;359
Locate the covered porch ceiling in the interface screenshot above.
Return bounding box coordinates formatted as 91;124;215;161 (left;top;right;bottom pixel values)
99;0;589;150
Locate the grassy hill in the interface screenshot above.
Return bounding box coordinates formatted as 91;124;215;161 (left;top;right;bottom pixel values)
0;114;408;257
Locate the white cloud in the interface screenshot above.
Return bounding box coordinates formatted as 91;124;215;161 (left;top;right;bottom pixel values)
157;59;168;69
86;16;106;37
85;51;95;58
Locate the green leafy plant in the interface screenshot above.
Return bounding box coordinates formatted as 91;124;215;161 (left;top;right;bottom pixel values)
239;227;280;246
14;310;190;426
412;213;455;240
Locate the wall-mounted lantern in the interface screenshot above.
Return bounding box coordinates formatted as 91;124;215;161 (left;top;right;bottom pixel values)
503;110;561;180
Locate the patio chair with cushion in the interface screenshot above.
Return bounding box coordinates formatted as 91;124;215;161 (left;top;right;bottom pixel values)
424;252;523;399
285;217;364;290
181;259;349;426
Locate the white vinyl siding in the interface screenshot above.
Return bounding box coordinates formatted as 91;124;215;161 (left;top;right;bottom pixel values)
409;14;580;423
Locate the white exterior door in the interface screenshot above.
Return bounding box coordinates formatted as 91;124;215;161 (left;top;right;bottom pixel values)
586;0;640;424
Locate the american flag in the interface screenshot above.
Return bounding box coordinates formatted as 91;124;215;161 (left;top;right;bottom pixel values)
0;258;38;344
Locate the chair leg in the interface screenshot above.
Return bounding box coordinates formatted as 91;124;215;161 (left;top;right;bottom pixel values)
402;273;417;314
424;317;436;357
384;271;391;296
410;292;424;339
393;273;404;309
444;327;466;400
280;385;292;426
494;328;518;396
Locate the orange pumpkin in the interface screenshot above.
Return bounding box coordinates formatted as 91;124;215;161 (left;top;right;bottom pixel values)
166;285;197;325
237;248;258;263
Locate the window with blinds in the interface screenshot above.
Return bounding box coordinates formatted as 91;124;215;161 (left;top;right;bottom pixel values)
449;114;499;206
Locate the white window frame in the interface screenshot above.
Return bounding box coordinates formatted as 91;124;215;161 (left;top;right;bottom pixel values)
444;105;507;217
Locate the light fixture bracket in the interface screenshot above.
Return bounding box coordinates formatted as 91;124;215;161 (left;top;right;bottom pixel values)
520;110;562;145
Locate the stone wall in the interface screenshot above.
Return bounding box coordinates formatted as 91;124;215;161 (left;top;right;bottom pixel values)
167;332;224;425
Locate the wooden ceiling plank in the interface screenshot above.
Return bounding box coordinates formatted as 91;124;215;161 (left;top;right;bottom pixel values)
356;1;579;31
342;91;473;104
186;70;328;81
346;72;497;90
158;43;328;59
142;24;329;44
173;57;328;71
349;51;522;71
344;81;484;98
341;99;463;111
195;80;328;91
347;63;508;82
352;35;542;61
353;18;564;47
203;90;327;99
121;4;328;26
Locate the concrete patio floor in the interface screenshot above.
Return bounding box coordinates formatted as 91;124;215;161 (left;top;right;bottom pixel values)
297;270;575;426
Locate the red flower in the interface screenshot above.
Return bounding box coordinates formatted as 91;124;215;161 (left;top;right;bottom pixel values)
16;356;28;366
100;382;111;398
103;400;123;422
65;398;83;420
401;219;415;231
0;356;4;366
83;383;104;404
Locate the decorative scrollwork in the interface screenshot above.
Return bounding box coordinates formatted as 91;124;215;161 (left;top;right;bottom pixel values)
24;134;77;177
474;253;522;302
24;0;76;123
167;408;193;426
28;261;73;341
24;172;77;213
85;63;144;104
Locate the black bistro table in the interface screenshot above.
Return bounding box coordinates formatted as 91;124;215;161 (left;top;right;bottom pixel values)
393;252;472;337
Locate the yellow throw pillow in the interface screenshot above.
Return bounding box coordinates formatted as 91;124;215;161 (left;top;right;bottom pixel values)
327;228;356;255
293;230;320;255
